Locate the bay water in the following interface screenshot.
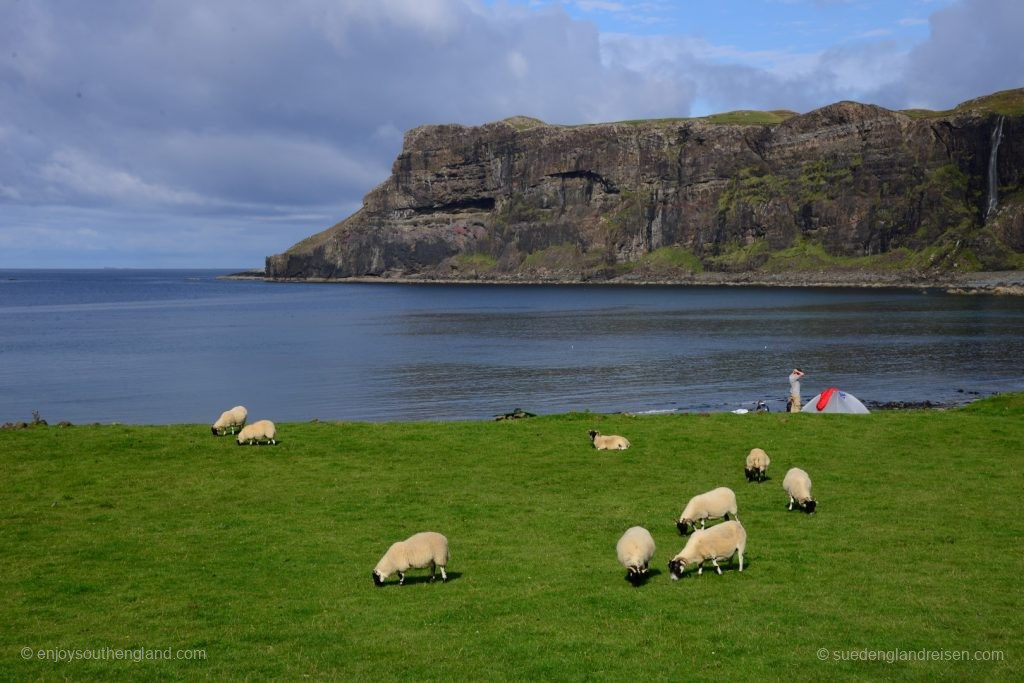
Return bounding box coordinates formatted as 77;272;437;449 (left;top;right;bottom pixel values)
2;269;1023;424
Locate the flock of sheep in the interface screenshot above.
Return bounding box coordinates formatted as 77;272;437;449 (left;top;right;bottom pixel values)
210;405;277;445
209;409;817;587
616;438;817;585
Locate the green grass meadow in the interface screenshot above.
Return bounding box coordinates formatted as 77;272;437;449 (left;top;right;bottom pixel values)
2;395;1023;680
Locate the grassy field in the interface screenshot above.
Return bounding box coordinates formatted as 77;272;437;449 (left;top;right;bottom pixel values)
3;395;1023;680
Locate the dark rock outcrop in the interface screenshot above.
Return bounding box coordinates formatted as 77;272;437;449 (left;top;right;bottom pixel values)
267;90;1024;283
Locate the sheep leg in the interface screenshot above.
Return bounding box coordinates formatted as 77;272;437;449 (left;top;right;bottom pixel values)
697;564;703;576
711;558;722;575
738;552;744;572
700;519;706;530
440;566;447;582
788;497;794;510
398;572;405;586
428;561;436;583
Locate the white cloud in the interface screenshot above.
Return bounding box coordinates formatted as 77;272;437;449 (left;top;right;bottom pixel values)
39;149;206;206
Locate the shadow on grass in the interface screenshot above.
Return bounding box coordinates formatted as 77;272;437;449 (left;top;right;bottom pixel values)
623;568;664;586
388;571;464;587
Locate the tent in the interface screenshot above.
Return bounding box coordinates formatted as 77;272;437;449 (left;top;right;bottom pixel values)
801;387;870;414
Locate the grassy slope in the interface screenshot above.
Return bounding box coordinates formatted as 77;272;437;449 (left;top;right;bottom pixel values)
2;395;1023;680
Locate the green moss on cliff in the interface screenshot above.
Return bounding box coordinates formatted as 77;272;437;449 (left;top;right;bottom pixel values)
637;246;704;273
796;159;854;203
454;252;499;272
522;244;584;270
717;167;787;217
705;240;771;271
760;239;915;273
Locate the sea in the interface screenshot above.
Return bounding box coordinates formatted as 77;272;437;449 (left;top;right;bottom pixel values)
1;269;1023;424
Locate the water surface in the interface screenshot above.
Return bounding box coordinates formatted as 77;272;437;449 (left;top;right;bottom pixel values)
2;269;1022;423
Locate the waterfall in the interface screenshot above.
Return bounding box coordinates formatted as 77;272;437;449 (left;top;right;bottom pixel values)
985;115;1005;222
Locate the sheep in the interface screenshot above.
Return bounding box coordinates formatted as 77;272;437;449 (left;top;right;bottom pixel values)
235;419;276;445
372;531;449;586
676;486;739;535
744;447;771;482
616;526;656;586
588;430;631;450
211;405;247;436
668;520;746;579
783;467;817;513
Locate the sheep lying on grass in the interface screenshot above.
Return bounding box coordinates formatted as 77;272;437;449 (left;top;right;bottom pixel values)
588;430;631;450
676;487;739;535
616;526;656;586
668;520;746;579
211;405;247;436
744;447;771;482
373;532;449;586
236;420;276;445
783;467;817;513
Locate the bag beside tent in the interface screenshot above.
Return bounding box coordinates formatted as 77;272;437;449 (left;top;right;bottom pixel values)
801;387;870;414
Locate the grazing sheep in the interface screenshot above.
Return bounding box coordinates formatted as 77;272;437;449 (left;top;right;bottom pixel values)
783;467;817;513
668;520;746;579
744;447;771;482
676;487;739;535
616;526;656;586
235;419;276;445
588;430;631;450
372;531;449;586
211;405;247;436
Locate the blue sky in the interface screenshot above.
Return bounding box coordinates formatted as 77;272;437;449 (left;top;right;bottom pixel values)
0;0;1019;268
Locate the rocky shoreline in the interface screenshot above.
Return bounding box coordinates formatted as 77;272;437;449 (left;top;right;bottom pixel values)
222;269;1024;295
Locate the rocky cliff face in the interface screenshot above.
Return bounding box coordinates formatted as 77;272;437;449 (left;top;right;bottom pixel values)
266;90;1024;282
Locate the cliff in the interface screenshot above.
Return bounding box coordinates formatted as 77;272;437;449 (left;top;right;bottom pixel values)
266;89;1024;284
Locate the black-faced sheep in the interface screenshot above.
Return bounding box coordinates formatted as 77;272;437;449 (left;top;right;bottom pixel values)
616;526;656;586
211;405;247;436
668;520;746;579
744;447;771;482
783;467;816;513
676;487;739;535
588;430;630;450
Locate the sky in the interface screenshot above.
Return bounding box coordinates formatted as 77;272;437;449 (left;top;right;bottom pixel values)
1;0;1021;269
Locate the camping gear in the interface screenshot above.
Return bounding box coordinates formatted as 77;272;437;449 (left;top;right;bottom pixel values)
801;388;870;414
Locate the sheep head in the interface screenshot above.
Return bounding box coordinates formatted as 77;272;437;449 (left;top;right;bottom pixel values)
676;519;693;535
667;559;687;580
371;570;385;587
803;499;817;514
625;566;648;586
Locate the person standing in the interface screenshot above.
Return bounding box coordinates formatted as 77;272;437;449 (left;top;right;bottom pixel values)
788;368;805;413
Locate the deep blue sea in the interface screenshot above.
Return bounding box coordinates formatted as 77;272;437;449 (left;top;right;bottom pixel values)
1;269;1023;424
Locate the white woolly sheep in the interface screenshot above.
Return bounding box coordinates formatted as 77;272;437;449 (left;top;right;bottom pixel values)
783;467;817;513
588;430;631;450
668;520;746;579
372;531;449;586
236;419;276;445
211;405;247;436
676;486;739;535
616;526;656;586
744;447;771;482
